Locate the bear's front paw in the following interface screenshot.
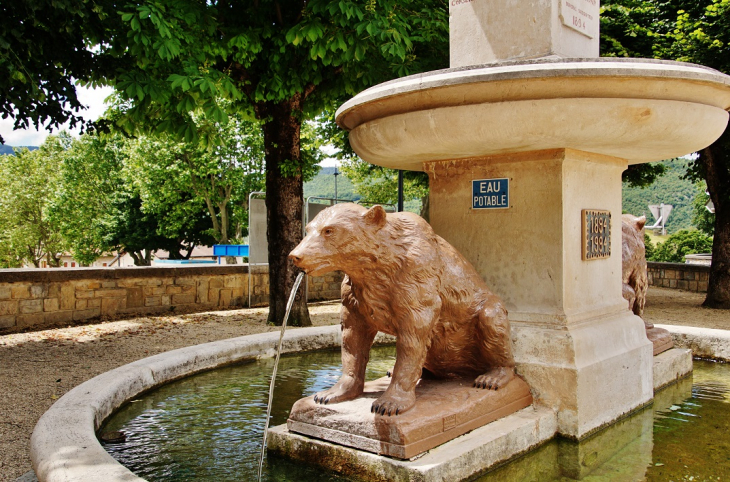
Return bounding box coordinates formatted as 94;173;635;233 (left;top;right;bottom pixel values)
473;367;515;390
371;391;416;416
313;379;362;405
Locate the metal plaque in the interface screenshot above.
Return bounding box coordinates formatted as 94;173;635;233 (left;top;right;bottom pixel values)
472;178;509;209
582;209;611;260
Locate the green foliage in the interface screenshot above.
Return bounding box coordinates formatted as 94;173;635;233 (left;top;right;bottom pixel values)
650;229;714;262
94;0;449;147
622;158;699;233
602;0;730;305
125;112;266;246
692;184;716;236
316;113;428;215
644;232;656;260
0;0;116;143
622;163;667;188
0;135;69;267
48;119;265;266
340;158;428;215
51;133;126;265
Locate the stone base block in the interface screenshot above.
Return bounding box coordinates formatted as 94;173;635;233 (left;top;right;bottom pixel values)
287;375;533;460
269;405;557;482
653;347;693;391
647;327;674;356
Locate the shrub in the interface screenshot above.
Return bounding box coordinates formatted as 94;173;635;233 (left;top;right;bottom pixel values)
649;229;714;263
644;233;655;260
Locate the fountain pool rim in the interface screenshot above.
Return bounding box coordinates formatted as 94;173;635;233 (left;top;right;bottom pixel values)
29;324;728;482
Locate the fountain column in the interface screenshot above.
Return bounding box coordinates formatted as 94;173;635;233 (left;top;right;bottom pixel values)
337;0;730;439
435;1;650;438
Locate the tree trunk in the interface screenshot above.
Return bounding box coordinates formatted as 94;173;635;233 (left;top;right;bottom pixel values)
130;250;153;266
700;134;730;309
706;205;730;308
261;98;311;326
420;193;430;223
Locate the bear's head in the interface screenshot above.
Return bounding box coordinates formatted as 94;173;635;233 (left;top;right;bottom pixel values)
289;203;387;276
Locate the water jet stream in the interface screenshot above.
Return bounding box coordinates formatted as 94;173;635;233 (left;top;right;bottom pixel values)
257;271;305;481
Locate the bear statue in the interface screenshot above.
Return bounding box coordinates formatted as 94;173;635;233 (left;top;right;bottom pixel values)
622;213;673;355
289;203;516;416
621;214;649;322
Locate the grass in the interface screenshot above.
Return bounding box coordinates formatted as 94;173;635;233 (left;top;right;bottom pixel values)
646;231;670;245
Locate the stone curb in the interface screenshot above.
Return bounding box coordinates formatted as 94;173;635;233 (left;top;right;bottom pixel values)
29;325;355;482
657;324;730;361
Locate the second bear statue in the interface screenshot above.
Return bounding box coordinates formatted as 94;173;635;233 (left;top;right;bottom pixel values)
289;203;516;416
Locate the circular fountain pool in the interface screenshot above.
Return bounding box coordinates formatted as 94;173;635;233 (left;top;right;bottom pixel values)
99;347;730;482
101;346;395;481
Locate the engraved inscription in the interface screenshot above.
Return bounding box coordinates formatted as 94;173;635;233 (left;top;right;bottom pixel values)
560;0;599;38
443;414;457;431
451;0;475;5
582;209;611;260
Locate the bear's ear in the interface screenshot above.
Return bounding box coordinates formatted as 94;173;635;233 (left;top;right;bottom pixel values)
635;215;646;230
363;205;387;229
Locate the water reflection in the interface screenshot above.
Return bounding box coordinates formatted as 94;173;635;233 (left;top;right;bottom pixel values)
102;354;729;482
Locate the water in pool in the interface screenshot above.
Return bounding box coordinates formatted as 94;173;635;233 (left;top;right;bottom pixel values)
101;348;730;481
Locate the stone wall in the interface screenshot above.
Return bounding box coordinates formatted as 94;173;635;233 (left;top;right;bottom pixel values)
647;262;710;292
0;265;344;333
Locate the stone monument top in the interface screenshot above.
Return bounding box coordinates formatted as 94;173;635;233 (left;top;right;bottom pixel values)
450;0;600;68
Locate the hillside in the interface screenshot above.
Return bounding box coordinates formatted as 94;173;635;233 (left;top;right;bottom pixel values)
0;145;39;155
304;166;360;202
622;158;700;234
304;166;422;213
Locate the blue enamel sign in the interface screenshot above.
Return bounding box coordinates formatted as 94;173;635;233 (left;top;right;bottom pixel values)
472;178;509;209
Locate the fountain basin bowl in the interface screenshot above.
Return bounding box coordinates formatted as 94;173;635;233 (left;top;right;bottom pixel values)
336;58;730;171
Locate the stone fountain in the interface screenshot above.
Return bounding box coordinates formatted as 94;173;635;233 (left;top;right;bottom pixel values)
269;0;730;480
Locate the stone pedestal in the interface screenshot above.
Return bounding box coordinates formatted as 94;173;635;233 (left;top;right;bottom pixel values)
450;0;600;67
287;376;532;459
647;326;674;355
426;148;654;439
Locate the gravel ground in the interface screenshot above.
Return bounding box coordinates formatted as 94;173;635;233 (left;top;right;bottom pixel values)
1;288;727;481
643;287;730;330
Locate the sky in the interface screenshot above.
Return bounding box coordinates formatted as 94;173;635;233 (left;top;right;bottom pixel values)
0;84;340;166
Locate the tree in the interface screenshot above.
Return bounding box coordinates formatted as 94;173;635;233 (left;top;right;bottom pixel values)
602;0;730;308
318;112;431;217
52;132;125;265
0;135;69;267
650;229;714;263
53;131;219;266
0;1;117;144
88;0;449;325
126;114;267;259
340;159;430;216
692;184;715;236
644;233;656;260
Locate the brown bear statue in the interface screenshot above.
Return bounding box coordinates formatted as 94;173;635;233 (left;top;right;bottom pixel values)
622;214;649;321
289;203;516;416
622;213;673;355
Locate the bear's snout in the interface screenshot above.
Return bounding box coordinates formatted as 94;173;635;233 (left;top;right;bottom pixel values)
289;248;304;267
